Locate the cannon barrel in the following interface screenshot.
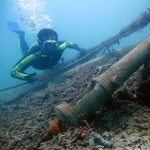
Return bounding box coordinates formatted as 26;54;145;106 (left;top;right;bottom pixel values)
34;37;150;148
56;36;150;127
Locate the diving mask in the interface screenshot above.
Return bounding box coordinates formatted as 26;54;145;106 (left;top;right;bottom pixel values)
42;40;56;48
41;40;56;57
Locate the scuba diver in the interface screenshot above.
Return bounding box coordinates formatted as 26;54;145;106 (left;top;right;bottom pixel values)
10;26;85;84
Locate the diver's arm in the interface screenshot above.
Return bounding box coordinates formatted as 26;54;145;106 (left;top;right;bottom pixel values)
57;41;86;57
11;51;41;83
57;41;82;51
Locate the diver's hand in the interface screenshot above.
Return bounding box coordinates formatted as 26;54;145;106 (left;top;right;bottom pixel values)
27;73;50;83
79;47;86;56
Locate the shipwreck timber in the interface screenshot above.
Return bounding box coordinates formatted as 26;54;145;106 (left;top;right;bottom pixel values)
51;11;150;74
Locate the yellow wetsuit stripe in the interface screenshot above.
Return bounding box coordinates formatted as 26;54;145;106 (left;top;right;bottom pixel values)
28;42;38;52
57;42;79;50
18;38;21;51
11;51;41;80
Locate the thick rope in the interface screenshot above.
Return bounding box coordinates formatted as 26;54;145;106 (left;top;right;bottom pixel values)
0;82;29;92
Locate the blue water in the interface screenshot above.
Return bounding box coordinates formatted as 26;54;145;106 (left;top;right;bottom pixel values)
0;0;150;98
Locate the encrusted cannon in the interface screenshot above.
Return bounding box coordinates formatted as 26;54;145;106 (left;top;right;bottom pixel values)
34;36;150;148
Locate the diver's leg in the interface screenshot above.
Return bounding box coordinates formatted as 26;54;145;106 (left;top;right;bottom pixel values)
17;31;29;55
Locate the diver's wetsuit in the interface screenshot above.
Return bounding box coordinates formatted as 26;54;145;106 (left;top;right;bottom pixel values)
11;37;80;82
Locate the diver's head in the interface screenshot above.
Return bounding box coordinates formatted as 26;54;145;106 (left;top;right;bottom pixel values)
37;29;58;56
37;28;58;43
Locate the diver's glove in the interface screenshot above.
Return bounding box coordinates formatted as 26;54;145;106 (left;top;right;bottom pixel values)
25;73;37;84
25;73;51;84
79;47;86;56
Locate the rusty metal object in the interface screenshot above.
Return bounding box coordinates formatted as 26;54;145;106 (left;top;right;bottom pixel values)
34;118;64;148
35;37;150;148
56;36;150;126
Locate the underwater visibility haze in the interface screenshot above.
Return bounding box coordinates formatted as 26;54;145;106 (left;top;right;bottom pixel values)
2;1;150;149
0;0;150;98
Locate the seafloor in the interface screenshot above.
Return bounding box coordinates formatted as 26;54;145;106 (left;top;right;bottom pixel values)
1;44;150;150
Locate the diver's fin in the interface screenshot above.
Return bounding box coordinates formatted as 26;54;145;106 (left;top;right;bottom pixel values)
7;21;20;31
7;21;25;36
